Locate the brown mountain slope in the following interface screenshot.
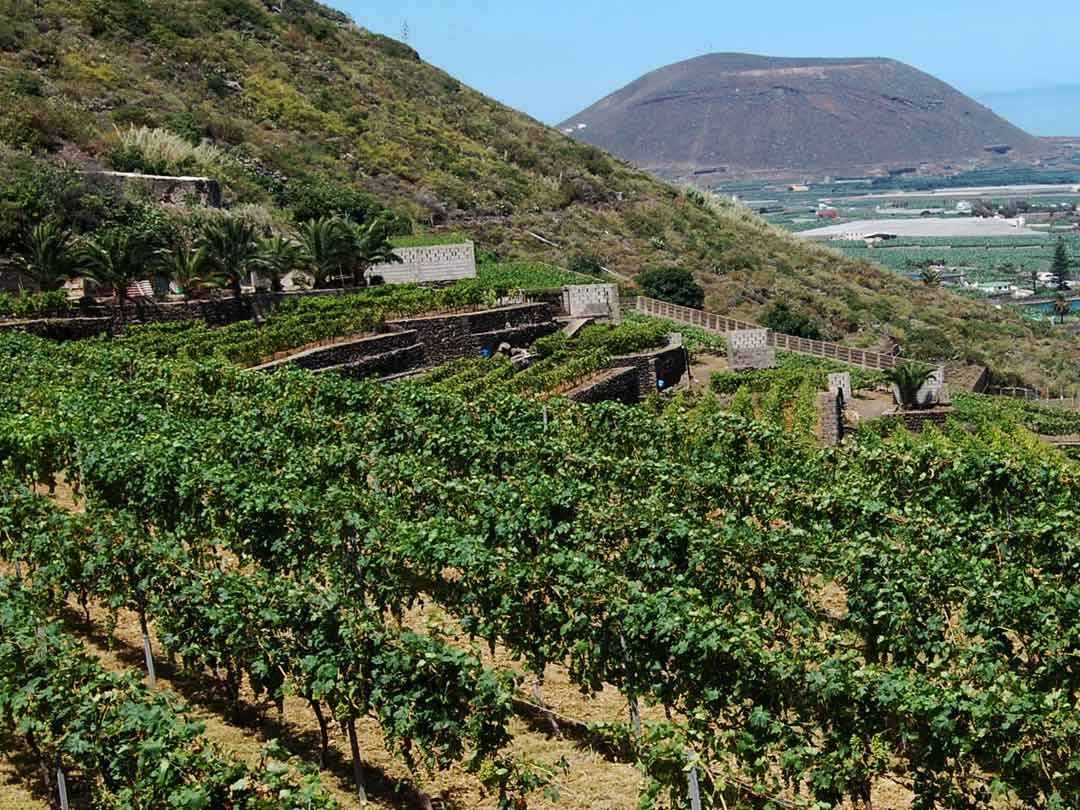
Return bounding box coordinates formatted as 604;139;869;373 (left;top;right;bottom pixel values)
559;53;1043;178
0;3;1076;388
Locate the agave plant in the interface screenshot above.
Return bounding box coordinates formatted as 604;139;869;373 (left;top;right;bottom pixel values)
15;222;79;292
199;217;261;297
918;267;941;287
255;234;302;293
883;362;937;410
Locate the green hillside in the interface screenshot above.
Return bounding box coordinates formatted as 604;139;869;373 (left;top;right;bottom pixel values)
1;0;1078;387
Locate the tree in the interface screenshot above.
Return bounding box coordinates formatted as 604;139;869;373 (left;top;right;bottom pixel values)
1053;293;1070;324
883;363;936;410
637;266;704;309
78;230;151;308
156;242;206;300
298;217;352;289
199;217;260;297
1052;238;1071;290
347;214;401;286
14;221;78;292
762;301;823;340
255;235;302;293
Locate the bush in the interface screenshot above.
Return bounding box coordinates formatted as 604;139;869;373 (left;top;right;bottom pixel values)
278;176;386;225
638;266;705;308
568;253;604;276
761;301;822;340
0;290;72;318
107;125;226;176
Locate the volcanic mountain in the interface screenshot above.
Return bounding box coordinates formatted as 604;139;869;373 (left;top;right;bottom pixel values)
559;53;1043;178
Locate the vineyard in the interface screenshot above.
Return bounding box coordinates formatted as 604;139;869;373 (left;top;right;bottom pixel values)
2;308;1080;809
830;235;1080;281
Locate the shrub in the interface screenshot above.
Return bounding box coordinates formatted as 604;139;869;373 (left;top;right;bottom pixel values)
761;302;822;340
107;126;226;177
278;176;383;225
568;253;604;276
0;290;72;318
728;385;754;419
638;266;705;309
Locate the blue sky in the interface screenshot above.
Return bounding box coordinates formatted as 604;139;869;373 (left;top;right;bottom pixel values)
335;1;1080;135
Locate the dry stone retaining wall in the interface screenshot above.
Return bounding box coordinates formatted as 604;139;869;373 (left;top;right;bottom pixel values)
85;171;222;207
567;366;640;405
250;331;419;373
819;391;845;446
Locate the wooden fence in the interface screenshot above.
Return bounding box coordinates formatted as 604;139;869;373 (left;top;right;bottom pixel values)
633;297;908;371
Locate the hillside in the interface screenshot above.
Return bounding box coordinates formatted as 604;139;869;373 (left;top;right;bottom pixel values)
0;2;1078;388
559;53;1044;178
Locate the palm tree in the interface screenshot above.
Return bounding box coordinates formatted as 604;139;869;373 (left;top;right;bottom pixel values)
79;230;152;314
15;221;78;292
156;242;207;300
255;234;302;293
1053;293;1070;325
347;214;402;286
199;217;260;297
298;217;351;289
883;363;937;410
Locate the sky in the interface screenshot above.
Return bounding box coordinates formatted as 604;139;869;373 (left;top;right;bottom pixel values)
335;0;1080;135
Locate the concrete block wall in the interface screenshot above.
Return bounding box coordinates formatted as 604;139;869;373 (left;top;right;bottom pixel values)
562;284;621;323
728;329;776;371
368;243;477;285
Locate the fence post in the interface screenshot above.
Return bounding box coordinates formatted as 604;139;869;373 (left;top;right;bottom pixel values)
686;753;703;810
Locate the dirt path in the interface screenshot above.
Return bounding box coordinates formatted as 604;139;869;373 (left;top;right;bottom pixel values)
847;390;897;424
685;352;729;390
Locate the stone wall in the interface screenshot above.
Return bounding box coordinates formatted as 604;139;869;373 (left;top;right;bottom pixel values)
611;334;688;396
828;372;852;404
819;391;845;446
251;330;419;373
567;366;640;405
475;323;560;356
367;243;477;285
322;344;426;381
0;317;113;342
389;303;553;366
900;408;952;433
84;171;222;207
